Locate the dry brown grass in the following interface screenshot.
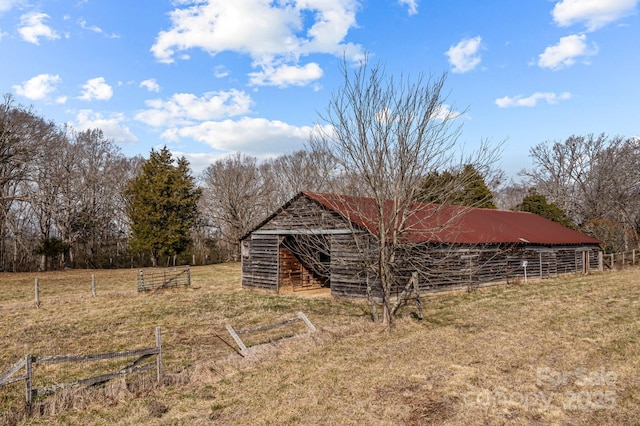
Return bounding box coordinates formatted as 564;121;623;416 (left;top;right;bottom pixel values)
1;264;640;425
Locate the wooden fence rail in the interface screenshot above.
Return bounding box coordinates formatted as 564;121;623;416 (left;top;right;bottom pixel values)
0;327;162;412
226;312;317;353
603;249;638;270
137;266;191;292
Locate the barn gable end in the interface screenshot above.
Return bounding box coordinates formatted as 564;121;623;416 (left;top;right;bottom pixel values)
241;193;357;293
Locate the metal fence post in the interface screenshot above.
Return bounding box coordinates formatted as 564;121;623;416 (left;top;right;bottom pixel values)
155;327;163;384
34;278;40;308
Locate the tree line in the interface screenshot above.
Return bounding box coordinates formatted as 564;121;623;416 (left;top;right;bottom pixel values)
1;77;637;272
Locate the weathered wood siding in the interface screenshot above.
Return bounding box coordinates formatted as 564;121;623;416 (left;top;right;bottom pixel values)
329;234;376;298
241;234;279;291
381;244;602;297
260;195;350;232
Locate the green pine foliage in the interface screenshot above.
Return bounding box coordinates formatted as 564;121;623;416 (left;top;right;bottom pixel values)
418;164;496;209
123;146;202;266
514;190;576;229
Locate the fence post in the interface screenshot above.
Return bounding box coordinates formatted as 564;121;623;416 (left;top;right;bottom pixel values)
34;278;40;308
155;327;162;384
633;250;636;266
92;274;97;297
598;251;604;272
24;354;32;413
187;265;191;286
297;312;317;332
225;325;247;353
611;253;615;269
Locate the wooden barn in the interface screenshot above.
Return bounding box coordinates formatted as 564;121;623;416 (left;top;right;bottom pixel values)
240;192;601;298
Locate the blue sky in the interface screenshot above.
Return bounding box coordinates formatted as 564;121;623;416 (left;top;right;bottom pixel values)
1;0;638;178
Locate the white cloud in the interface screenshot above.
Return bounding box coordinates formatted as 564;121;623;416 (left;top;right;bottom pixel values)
150;0;363;87
248;62;323;87
213;65;229;78
171;151;229;175
140;78;160;92
445;36;483;73
399;0;418;15
552;0;639;31
537;34;598;70
78;77;113;101
73;110;137;143
433;104;463;121
376;104;461;124
160;117;313;156
0;0;22;14
12;73;61;100
135;90;252;127
18;12;59;44
78;18;119;38
495;92;572;108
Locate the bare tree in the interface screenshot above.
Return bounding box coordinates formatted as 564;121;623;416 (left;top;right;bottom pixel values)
0;94;31;270
522;134;609;224
493;179;529;210
523;134;640;251
262;149;337;208
21;121;69;270
310;58;499;326
201;153;271;260
62;128;131;267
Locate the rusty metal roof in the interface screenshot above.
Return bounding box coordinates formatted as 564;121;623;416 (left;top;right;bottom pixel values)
304;192;600;246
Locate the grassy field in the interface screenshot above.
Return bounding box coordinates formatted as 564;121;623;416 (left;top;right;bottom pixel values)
1;264;640;425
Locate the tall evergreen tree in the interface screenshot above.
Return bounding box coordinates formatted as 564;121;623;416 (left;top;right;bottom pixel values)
418;164;496;209
514;190;576;229
124;147;201;267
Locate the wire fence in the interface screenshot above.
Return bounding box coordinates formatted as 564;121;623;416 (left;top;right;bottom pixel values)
137;266;191;292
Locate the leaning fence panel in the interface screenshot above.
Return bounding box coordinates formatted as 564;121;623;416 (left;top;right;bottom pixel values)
226;312;317;355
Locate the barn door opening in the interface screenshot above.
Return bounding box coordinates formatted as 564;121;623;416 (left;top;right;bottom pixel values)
278;235;330;293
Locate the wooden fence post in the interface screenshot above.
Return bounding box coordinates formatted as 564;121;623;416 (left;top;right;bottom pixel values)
297;312;317;332
633;250;636;266
91;274;97;297
155;327;162;384
25;354;32;413
611;253;615;269
225;325;248;353
34;278;40;308
598;251;604;272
